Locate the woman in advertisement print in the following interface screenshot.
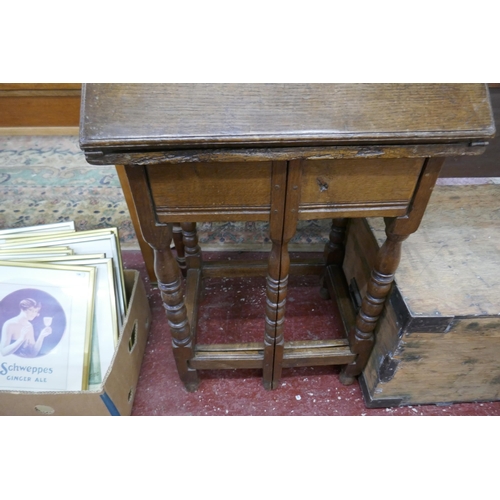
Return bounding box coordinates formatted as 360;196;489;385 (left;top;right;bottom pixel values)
0;298;52;358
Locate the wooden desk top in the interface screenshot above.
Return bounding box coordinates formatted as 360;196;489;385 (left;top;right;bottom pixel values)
80;84;494;151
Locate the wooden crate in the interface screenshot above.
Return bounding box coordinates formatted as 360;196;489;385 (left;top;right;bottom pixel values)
344;183;500;407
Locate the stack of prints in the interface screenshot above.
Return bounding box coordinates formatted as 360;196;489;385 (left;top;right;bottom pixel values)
0;222;127;392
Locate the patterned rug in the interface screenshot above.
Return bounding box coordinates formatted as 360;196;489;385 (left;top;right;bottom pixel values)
0;136;137;246
1;135;498;251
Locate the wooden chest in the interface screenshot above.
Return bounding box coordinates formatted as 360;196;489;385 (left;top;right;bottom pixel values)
344;183;500;407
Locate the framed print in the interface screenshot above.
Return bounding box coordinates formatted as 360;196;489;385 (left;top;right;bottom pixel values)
48;257;118;389
0;228;127;327
0;261;95;392
0;231;76;244
0;221;75;237
0;247;74;260
15;253;106;263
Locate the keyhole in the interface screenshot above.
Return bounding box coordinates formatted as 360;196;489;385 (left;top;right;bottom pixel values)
317;177;329;192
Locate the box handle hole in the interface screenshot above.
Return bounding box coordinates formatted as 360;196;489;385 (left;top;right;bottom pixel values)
128;322;138;353
34;405;55;415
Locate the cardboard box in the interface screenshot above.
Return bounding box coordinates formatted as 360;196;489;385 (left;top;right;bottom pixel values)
0;269;151;416
344;184;500;407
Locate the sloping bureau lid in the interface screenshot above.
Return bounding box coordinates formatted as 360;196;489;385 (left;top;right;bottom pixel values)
79;84;495;152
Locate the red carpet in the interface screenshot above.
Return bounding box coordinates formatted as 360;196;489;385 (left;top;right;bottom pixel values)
123;250;500;416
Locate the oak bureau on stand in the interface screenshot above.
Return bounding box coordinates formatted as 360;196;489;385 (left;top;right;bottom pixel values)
79;84;494;392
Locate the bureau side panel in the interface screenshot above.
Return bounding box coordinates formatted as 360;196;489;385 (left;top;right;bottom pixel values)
148;162;273;221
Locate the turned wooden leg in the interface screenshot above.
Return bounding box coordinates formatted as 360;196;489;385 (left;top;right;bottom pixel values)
123;165;199;391
339;157;445;384
263;243;289;390
262;160;300;390
172;223;187;276
156;228;199;392
340;228;408;385
181;222;202;270
324;218;349;265
320;218;348;299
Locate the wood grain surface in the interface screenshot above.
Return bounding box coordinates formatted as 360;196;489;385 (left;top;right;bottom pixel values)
149;161;273;221
298;157;423;219
361;304;500;405
0;84;81;128
442;87;500;177
344;189;500;405
367;184;500;317
80;84;495;151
